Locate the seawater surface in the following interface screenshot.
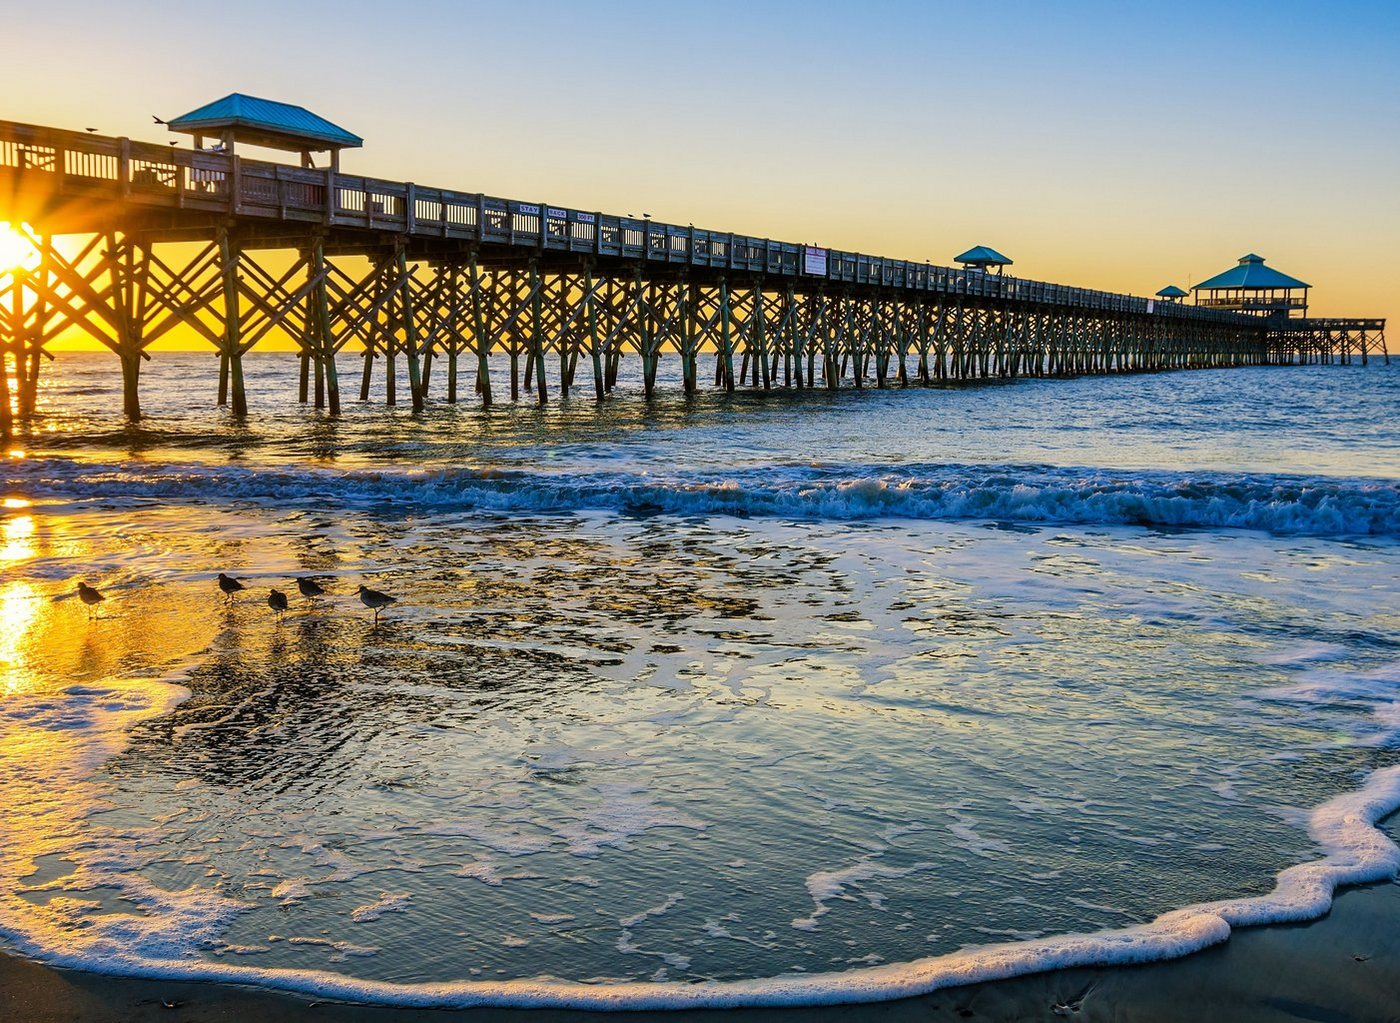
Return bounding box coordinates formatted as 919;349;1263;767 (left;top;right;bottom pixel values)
0;353;1397;1008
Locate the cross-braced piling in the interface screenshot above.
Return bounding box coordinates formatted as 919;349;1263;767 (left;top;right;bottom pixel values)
0;118;1385;438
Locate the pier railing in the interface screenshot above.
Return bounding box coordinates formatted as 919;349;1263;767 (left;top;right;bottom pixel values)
1;119;1243;324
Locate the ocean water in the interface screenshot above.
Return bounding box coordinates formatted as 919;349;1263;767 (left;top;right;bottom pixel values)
0;352;1397;1009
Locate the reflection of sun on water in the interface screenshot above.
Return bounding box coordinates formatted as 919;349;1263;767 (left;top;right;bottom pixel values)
0;506;43;694
1;513;35;563
0;582;39;695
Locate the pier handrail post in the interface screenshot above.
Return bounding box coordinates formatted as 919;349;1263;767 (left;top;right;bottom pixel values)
118;138;131;198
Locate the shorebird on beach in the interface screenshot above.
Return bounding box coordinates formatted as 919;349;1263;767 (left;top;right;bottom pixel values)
268;588;289;621
357;584;397;624
217;573;247;603
296;577;326;602
76;582;105;618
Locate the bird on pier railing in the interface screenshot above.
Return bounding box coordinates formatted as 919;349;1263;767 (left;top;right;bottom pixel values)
358;584;397;624
296;577;326;602
76;582;105;618
268;588;289;622
217;572;247;602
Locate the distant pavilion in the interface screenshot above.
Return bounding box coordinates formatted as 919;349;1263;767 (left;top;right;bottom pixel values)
955;245;1012;276
1155;285;1188;303
166;93;362;171
1191;254;1310;319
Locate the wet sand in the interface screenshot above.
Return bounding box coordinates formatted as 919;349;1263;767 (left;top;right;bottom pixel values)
3;879;1399;1023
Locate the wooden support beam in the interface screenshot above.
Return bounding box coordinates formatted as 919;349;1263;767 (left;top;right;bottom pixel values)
216;227;248;417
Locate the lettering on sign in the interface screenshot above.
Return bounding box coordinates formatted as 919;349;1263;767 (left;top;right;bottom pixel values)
516;204;540;215
804;246;829;276
576;212;596;224
547;208;567;219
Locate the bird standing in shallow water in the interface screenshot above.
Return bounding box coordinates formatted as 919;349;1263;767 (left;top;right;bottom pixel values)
76;582;105;618
296;577;325;603
268;588;289;622
217;573;246;603
357;584;396;624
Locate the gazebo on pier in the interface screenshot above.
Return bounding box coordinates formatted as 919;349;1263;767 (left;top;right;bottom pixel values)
1156;285;1188;303
954;245;1013;276
166;93;363;171
1191;254;1310;319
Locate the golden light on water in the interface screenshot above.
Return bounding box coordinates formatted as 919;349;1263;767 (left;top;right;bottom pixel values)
0;582;39;695
0;514;35;564
3;497;30;510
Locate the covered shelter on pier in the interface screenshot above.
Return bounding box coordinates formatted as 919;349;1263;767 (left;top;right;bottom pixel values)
954;245;1012;276
1191;254;1309;319
1156;285;1188;303
165;93;363;171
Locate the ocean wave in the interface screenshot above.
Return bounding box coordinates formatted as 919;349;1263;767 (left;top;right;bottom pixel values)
8;457;1399;537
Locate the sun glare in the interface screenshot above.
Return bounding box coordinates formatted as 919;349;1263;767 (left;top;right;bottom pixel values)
0;223;39;274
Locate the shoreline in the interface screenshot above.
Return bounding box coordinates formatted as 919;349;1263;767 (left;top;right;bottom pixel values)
3;879;1399;1022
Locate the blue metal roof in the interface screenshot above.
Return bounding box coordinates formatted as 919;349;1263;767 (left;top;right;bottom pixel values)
955;245;1012;266
167;94;362;150
1156;285;1189;298
1193;254;1309;291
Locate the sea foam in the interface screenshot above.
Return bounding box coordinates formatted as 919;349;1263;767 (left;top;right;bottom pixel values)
1;672;1399;1010
10;456;1400;537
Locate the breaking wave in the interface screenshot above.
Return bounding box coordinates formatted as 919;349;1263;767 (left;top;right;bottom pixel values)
8;457;1399;537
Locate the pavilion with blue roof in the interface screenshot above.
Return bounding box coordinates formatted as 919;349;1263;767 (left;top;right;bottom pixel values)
166;94;362;171
1191;254;1310;319
954;245;1012;276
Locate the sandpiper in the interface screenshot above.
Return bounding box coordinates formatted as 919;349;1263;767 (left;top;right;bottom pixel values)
217;573;247;602
296;577;326;602
268;588;289;621
357;584;397;624
76;581;105;618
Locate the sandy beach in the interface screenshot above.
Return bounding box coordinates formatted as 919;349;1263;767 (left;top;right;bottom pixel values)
3;875;1398;1023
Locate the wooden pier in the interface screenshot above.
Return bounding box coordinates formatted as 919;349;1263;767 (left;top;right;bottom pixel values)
1267;319;1388;365
0;112;1385;439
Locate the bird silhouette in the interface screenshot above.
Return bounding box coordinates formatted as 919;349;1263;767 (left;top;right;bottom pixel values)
85;127;99;133
267;588;289;621
296;577;326;601
152;115;166;125
217;573;247;602
357;584;397;624
76;582;105;618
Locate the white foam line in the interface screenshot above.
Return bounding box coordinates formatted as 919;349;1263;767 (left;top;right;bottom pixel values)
13;455;1400;537
4;766;1399;1011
